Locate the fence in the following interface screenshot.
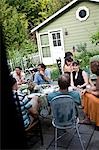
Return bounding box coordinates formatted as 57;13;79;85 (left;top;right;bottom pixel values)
8;52;40;72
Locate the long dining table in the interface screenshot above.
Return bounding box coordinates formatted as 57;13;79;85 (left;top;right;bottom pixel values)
27;83;59;117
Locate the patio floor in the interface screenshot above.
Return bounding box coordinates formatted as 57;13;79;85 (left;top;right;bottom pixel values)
29;107;99;150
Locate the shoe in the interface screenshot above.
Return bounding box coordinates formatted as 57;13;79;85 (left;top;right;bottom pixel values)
78;105;84;109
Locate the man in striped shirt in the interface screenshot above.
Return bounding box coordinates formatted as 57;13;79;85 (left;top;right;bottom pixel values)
10;76;39;129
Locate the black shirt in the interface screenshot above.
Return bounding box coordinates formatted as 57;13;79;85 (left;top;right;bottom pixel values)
73;69;85;87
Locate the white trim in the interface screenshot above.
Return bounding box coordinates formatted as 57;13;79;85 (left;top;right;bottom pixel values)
76;6;89;21
90;0;99;2
39;32;48;36
31;0;99;33
36;31;42;62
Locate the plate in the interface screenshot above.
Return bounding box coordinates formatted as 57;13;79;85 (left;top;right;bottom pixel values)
27;93;43;98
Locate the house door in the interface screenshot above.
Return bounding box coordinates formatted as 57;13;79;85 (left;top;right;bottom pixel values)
49;30;65;64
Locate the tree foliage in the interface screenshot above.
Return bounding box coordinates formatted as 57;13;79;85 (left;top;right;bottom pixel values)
91;30;99;45
1;0;71;60
1;0;37;59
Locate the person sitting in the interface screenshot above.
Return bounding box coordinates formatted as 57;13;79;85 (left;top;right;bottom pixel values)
71;60;88;89
63;56;73;73
10;76;39;129
47;73;81;105
34;63;51;85
13;67;26;85
86;60;99;97
80;60;99;125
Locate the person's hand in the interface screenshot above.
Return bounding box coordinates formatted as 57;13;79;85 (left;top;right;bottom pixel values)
77;85;81;88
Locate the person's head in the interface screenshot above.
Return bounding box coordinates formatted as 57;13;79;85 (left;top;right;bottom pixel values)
65;56;73;66
90;60;99;76
72;60;80;72
15;67;22;75
64;51;73;59
58;73;70;90
38;63;46;72
10;75;18;91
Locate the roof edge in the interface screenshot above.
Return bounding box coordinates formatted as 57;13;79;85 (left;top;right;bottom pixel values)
31;0;99;33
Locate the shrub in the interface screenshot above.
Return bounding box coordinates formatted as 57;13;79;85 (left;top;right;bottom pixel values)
51;68;60;81
74;50;99;70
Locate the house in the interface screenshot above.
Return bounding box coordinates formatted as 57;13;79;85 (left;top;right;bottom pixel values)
31;0;99;66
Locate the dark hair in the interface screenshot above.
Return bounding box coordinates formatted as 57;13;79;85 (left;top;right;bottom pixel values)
38;63;46;69
72;60;80;66
64;52;73;58
10;75;17;87
15;67;22;70
90;60;99;76
65;56;73;65
58;74;70;90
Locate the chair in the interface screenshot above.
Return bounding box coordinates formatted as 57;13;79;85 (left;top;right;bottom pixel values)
56;58;62;75
50;95;85;150
25;117;43;148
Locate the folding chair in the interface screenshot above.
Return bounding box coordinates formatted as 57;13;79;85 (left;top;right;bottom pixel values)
50;95;85;150
25;117;43;148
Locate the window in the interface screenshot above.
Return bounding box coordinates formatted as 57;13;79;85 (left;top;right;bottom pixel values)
52;32;61;47
40;34;51;57
76;6;89;21
42;46;51;57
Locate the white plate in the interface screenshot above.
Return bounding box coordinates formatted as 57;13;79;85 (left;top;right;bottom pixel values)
28;93;44;98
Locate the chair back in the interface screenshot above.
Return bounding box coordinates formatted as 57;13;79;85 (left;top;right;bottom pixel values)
50;95;76;127
56;58;62;75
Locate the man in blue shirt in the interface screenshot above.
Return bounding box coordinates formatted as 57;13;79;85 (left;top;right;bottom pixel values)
47;73;81;105
34;63;51;85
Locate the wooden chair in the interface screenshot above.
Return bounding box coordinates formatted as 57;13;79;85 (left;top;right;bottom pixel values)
25;117;43;148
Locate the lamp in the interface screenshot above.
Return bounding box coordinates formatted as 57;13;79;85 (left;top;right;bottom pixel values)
65;28;68;35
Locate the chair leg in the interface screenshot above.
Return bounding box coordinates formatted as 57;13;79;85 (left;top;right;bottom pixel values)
55;128;57;150
38;120;43;145
76;125;85;150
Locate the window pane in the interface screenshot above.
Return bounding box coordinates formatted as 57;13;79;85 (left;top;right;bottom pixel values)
40;34;49;45
53;41;57;46
52;33;56;39
79;10;86;18
57;33;60;39
42;46;51;57
58;40;61;46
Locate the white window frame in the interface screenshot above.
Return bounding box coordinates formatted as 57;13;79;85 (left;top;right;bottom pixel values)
39;32;51;58
76;6;89;21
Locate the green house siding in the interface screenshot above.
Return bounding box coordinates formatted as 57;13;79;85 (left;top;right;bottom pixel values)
38;1;99;52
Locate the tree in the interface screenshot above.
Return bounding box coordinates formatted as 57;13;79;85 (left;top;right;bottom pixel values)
1;0;37;60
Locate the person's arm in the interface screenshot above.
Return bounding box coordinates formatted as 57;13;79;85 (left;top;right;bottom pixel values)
21;72;26;84
89;78;95;87
77;71;88;88
70;72;74;87
87;78;99;96
33;72;39;85
23;95;39;116
40;70;51;82
63;64;72;73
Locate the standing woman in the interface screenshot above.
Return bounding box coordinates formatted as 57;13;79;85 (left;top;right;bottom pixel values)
72;60;88;89
63;56;73;74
